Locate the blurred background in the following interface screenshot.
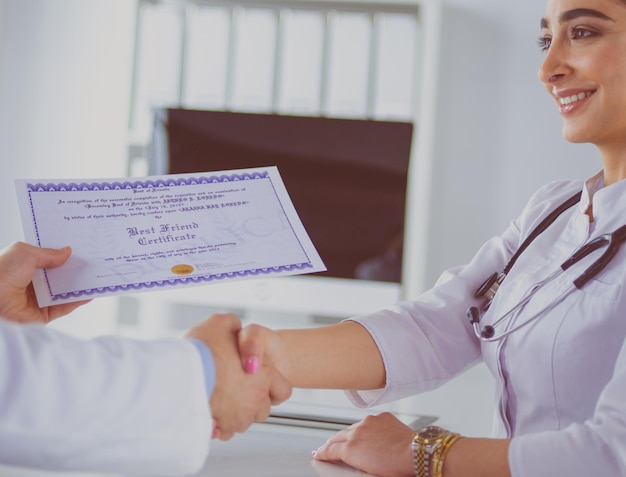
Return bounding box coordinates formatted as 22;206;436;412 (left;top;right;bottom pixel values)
0;0;598;437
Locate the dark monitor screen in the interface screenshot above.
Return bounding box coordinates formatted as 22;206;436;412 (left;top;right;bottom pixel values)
148;108;413;283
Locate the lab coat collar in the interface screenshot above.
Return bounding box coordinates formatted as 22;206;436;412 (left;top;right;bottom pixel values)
582;169;626;225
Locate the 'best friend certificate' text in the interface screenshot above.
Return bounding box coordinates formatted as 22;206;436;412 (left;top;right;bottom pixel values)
16;167;325;306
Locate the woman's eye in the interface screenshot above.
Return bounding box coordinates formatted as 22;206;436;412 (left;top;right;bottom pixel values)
537;36;551;52
571;28;594;40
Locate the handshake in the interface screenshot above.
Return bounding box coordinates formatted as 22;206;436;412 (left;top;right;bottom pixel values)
185;312;292;441
0;241;293;442
0;242;415;477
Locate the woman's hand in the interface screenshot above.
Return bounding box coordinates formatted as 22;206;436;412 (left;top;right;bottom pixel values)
238;322;291;377
0;242;90;323
313;412;414;477
239;321;386;390
187;313;292;440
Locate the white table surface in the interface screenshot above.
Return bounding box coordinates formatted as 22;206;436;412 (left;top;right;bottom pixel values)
0;403;436;477
0;423;372;477
198;422;372;477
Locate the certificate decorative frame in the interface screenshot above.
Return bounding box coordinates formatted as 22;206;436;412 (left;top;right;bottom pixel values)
17;168;325;306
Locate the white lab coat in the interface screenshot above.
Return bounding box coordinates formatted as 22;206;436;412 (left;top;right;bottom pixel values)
0;317;212;475
347;171;626;476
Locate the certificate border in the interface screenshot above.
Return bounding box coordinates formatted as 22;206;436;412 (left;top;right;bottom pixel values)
25;171;315;302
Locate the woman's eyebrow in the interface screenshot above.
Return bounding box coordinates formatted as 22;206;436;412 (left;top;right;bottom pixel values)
540;8;615;29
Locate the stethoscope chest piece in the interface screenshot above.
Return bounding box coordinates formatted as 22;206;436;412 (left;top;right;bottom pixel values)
475;271;505;303
467;272;505;340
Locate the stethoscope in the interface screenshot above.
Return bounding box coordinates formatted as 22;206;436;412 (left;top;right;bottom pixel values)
467;191;626;342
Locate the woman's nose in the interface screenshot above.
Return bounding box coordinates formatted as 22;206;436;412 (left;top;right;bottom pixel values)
538;38;570;86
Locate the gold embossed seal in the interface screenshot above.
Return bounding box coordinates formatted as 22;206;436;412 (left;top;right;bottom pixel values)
171;264;194;275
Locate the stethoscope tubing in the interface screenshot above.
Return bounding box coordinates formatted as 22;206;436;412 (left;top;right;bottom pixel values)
471;225;626;342
472;282;577;342
469;191;626;343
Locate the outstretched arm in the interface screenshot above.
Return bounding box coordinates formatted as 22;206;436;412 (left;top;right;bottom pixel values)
238;320;512;477
239;320;385;390
0;241;90;323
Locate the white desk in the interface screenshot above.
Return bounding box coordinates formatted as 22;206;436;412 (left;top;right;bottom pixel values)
197;403;435;476
0;405;436;477
0;423;370;477
197;422;371;476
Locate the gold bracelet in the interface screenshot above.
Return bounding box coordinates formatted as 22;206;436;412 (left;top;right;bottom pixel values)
432;433;462;477
430;443;446;477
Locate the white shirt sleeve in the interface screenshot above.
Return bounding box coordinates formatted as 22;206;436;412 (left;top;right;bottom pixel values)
0;317;212;475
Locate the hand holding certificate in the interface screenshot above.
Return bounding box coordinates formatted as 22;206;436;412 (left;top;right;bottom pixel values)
15;167;325;306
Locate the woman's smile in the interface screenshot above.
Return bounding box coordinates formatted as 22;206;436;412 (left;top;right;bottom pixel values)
551;87;596;114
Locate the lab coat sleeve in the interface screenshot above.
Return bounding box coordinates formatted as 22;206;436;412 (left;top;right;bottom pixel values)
344;209;526;407
344;179;583;407
344;253;498;407
0;317;212;475
508;336;626;476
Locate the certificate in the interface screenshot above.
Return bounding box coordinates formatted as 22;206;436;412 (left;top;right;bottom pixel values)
16;167;326;306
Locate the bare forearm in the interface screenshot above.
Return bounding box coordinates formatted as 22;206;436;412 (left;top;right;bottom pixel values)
444;437;511;477
277;321;385;390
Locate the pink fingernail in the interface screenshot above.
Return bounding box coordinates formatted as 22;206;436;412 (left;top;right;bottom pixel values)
245;357;260;374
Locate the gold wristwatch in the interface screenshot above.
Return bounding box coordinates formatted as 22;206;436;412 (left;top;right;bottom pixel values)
411;426;451;477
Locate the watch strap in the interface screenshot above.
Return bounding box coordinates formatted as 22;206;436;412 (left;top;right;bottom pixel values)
412;433;427;477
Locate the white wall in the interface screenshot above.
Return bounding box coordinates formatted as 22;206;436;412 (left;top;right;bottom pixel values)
0;0;134;244
0;0;135;336
0;0;4;48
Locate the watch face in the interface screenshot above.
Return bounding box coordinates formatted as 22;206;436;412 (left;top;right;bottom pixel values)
417;426;447;443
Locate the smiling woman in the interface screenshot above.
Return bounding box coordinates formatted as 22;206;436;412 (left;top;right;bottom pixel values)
231;0;626;476
538;0;626;184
